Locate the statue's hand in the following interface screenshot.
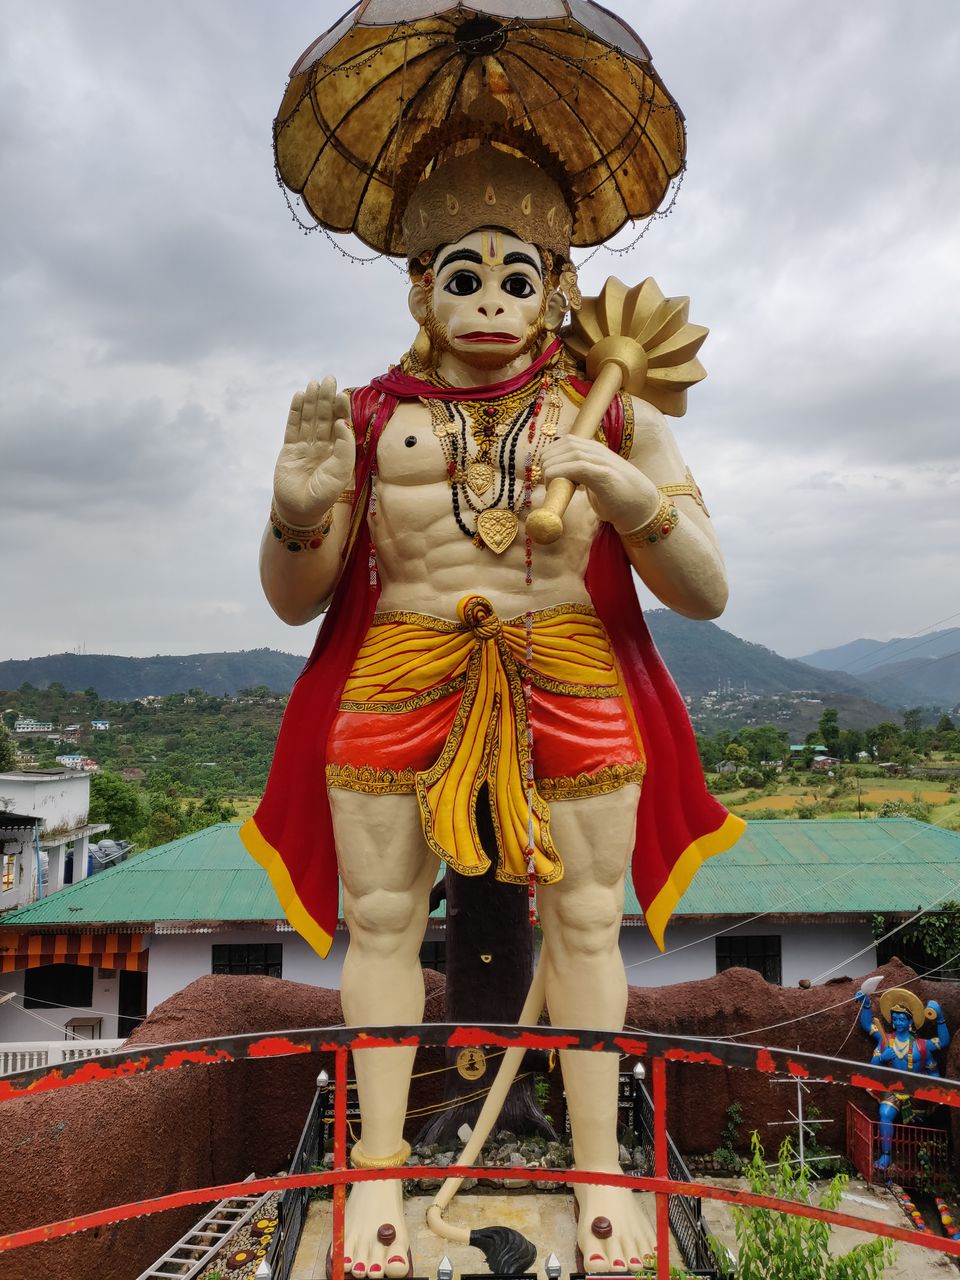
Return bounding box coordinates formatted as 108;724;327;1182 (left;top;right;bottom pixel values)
854;990;867;1005
541;436;659;530
273;376;355;527
927;999;944;1019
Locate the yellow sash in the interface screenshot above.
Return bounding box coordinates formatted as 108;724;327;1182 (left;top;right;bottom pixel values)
340;596;624;883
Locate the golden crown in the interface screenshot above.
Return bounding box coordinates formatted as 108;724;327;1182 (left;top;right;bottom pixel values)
400;143;573;261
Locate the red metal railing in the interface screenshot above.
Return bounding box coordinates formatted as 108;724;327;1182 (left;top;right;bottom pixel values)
847;1101;950;1187
3;1023;960;1278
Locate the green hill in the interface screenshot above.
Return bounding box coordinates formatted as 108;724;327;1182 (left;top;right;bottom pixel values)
0;648;306;700
0;616;910;708
643;610;891;701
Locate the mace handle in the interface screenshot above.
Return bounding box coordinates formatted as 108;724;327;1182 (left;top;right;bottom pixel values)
526;356;628;545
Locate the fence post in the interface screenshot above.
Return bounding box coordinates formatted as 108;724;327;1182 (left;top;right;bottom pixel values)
652;1057;670;1280
332;1046;349;1280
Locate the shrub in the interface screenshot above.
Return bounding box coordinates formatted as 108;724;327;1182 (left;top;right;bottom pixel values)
716;1133;895;1279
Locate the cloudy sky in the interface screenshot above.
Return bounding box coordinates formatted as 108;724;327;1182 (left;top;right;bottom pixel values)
1;1;958;664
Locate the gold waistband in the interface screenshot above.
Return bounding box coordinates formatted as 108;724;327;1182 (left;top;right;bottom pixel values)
341;601;620;714
339;597;628;886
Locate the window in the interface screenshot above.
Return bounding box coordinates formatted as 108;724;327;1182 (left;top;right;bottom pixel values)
716;935;782;985
24;963;94;1010
419;940;447;974
211;943;282;978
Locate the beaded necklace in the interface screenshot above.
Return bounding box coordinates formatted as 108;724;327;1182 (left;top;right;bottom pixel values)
425;371;561;553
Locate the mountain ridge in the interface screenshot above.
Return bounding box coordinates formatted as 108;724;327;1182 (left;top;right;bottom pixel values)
5;615;950;708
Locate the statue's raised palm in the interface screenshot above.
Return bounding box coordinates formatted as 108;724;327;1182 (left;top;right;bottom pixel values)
273;376;354;526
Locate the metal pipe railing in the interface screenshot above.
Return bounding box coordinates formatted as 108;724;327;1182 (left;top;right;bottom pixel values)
4;1023;960;1279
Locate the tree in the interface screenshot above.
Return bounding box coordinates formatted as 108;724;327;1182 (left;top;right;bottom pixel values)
816;707;841;757
143;793;187;847
89;771;148;842
865;722;902;761
838;728;864;763
735;725;788;766
0;724;16;772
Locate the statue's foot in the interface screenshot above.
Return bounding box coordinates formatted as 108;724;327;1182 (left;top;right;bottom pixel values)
874;1155;892;1171
574;1181;656;1274
330;1181;411;1279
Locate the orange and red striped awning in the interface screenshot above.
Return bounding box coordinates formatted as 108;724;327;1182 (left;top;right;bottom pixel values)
0;932;147;974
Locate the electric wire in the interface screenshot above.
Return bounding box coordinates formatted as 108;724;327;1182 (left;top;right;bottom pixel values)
830;608;960;676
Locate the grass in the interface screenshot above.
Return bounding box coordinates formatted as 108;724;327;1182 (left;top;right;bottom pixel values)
723;771;960;829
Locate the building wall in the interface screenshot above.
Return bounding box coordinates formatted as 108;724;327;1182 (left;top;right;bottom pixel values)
0;771;90;833
144;928;351;1011
0;966;122;1040
621;918;877;989
0;918;870;1047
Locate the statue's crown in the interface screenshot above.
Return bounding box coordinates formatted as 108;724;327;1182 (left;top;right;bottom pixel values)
400;143;573;261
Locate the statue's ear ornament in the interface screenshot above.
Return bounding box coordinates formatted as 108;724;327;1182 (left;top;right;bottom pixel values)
559;262;582;312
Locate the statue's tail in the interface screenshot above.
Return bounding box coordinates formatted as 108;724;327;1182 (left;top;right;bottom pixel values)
425;951;548;1274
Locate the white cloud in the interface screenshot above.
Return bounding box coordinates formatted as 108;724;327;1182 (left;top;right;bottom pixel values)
1;0;958;665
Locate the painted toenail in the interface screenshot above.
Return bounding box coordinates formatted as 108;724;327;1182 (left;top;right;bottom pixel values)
370;1267;382;1273
629;1259;642;1266
387;1257;406;1266
613;1260;625;1268
589;1254;605;1261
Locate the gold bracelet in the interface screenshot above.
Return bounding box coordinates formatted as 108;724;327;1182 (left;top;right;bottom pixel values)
657;468;709;516
350;1139;411;1170
269;504;333;552
620;497;679;548
336;488;356;506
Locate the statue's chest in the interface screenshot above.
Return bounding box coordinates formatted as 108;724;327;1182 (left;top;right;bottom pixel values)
376;389;572;491
375;404;446;485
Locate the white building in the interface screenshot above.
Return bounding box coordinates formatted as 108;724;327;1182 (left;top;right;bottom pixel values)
13;718;53;734
0;770;108;915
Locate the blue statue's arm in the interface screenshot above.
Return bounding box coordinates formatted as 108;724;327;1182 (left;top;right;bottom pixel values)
927;999;950;1056
855;990;881;1043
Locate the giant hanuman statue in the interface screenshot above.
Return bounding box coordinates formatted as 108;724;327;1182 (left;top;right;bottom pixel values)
242;6;744;1276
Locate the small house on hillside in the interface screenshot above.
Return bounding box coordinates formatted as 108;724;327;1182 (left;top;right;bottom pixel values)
1;818;958;1054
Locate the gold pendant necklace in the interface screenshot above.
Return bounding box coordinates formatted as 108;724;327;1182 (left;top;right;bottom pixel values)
476;508;520;555
424;371;560;553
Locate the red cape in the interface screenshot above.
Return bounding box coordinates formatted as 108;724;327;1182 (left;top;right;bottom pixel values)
241;364;744;956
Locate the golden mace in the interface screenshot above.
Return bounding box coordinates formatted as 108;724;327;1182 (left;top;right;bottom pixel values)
526;276;709;544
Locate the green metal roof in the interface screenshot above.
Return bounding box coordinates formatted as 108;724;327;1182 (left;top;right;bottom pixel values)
624;818;960;919
0;824;283;928
2;819;960;930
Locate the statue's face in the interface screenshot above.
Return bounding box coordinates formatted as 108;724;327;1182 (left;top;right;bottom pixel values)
420;229;547;369
891;1010;912;1035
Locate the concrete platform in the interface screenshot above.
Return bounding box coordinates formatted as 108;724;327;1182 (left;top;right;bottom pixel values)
699;1175;957;1278
292;1192;682;1278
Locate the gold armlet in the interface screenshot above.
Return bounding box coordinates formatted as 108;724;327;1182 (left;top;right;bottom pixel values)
350;1139;411;1169
620;497;679;548
269;504;334;553
657;468;709;516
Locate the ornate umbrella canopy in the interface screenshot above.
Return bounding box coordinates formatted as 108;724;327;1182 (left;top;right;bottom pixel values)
274;1;685;256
